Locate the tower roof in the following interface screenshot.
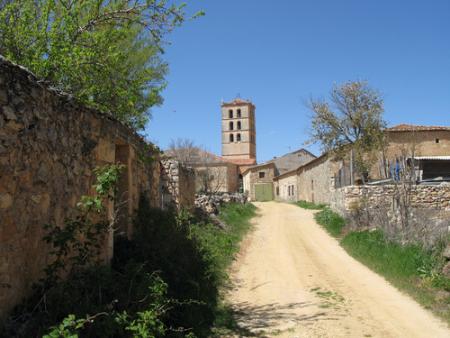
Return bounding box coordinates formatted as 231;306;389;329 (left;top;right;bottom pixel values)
221;98;254;107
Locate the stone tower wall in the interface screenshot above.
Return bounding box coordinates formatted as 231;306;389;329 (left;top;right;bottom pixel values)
221;100;256;162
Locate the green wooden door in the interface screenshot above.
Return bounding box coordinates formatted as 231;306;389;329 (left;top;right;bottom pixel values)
255;183;273;201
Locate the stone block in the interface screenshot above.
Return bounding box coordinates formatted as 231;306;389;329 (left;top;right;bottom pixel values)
0;193;12;209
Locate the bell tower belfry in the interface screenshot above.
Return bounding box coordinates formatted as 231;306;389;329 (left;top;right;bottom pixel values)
221;98;256;165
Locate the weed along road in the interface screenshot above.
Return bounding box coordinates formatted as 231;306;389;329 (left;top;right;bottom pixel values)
225;202;449;338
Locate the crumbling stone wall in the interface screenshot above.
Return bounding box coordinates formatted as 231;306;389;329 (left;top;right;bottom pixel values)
0;57;163;319
160;158;196;210
331;184;450;215
330;184;450;247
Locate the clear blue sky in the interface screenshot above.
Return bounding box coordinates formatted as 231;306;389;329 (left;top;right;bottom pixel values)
146;0;450;162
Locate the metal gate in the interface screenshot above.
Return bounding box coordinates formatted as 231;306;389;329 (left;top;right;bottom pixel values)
255;183;273;201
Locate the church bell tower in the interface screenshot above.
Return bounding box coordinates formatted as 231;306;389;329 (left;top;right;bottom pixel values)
221;98;256;165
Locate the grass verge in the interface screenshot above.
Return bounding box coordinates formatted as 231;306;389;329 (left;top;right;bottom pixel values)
341;230;450;323
296;200;326;210
296;202;450;324
314;207;346;238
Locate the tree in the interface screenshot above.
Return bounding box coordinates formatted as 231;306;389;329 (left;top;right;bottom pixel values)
0;0;203;130
168;138;199;165
308;81;387;182
167;138;228;193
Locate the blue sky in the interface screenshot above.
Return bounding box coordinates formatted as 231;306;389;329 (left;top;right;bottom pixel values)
146;0;450;162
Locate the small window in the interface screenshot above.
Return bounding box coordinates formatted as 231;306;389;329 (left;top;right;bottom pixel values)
236;133;241;142
237;121;241;130
259;172;265;178
228;109;233;118
276;187;279;195
229;121;234;130
229;134;234;142
237;109;241;117
436;138;440;143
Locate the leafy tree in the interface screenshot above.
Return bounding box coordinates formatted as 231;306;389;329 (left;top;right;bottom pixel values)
0;0;202;129
308;81;387;182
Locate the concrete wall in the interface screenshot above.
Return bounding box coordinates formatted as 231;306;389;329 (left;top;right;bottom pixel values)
0;57;193;319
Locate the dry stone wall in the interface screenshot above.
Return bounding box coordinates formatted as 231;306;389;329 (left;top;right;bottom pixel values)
331;184;450;215
0;56;173;320
160;158;196;210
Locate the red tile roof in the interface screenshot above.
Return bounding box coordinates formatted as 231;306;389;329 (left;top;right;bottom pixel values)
224;158;257;166
388;124;450;132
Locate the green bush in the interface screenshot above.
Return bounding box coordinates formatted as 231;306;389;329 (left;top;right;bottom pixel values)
341;230;436;279
296;200;326;210
2;201;256;337
314;208;345;237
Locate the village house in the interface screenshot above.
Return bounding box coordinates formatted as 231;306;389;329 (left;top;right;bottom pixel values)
244;149;316;201
272;124;450;207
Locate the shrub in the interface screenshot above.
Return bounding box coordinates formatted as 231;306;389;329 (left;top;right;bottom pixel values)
296;200;326;210
315;208;346;237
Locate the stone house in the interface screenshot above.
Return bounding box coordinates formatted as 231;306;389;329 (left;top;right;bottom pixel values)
243;148;316;201
243;162;276;201
281;124;450;207
0;56;195;320
273;169;298;202
379;124;450;181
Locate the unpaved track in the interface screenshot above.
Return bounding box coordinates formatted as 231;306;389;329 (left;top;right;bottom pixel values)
225;202;449;338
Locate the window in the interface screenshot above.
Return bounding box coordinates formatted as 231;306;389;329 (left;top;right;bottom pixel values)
237;121;241;130
259;171;265;178
229;121;234;130
228;109;233;118
229;134;234;142
237;109;241;118
236;133;241;142
436;138;440;143
276;187;279;196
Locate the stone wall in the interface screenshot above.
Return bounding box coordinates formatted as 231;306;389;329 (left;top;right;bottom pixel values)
331;184;450;215
0;56;187;319
244;164;276;201
161;158;196;210
274;170;298;202
330;184;450;247
297;155;338;204
191;163;238;193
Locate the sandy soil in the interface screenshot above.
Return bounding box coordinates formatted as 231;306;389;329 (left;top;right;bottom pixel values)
225;202;450;338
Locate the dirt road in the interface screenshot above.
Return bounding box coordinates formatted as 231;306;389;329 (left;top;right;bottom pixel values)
225;202;449;338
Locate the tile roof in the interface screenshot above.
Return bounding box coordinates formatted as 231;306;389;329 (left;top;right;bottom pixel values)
221;98;254;107
388;124;450;132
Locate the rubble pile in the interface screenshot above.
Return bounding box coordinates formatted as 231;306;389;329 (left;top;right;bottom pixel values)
195;192;247;215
